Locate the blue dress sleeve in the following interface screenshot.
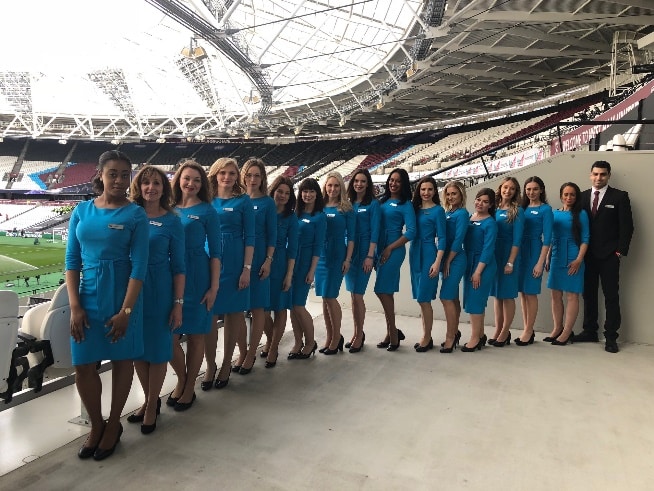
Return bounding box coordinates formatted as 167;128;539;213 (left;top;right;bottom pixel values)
479;219;497;265
242;195;256;248
435;206;447;252
287;215;299;261
345;209;356;245
129;206;150;281
402;202;417;241
206;205;222;259
542;204;553;246
265;198;277;248
169;214;186;276
580;209;590;245
312;213;327;257
369;199;381;245
65;205;82;271
512;207;525;247
451;208;467;253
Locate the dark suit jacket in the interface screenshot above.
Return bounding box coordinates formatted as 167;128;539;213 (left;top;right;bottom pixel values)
581;186;634;259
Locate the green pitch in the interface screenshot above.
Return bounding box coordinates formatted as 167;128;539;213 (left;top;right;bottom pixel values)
0;236;66;283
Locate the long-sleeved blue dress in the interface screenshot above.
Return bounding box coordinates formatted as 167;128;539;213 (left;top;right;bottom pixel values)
409;205;446;302
439;207;468;300
65;200;149;365
175;202;221;334
138;212;186;364
519;204;553;295
463;216;497;315
292;211;326;306
547;209;590;293
491;207;525;299
315;206;355;298
212;194;255;315
374;199;417;294
269;212;298;311
345;199;380;295
249;195;277;310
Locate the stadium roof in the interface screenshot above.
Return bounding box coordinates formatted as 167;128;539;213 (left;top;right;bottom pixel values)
1;0;653;142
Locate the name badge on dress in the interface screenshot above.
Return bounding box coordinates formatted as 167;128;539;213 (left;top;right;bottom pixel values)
390;203;398;207
302;218;310;223
188;214;199;220
224;207;234;212
499;212;507;218
253;206;258;210
473;222;481;226
327;213;336;217
149;220;162;227
530;210;539;215
358;208;367;213
108;224;124;230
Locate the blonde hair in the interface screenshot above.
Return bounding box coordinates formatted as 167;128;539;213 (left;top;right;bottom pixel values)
442;180;466;212
322;171;352;213
495;176;521;223
208;157;244;197
241;158;268;195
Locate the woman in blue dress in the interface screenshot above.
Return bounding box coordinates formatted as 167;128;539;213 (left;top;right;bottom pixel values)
516;176;553;345
206;158;255;388
409;177;446;352
316;171;355;355
289;178;326;360
238;158;276;373
374;168;416;351
66;150;149;460
344;169;379;353
546;182;589;346
263;176;298;367
439;181;468;353
169;160;221;410
490;177;524;347
128;165;185;433
462;188;498;352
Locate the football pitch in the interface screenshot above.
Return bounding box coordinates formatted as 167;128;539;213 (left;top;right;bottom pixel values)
0;236;66;283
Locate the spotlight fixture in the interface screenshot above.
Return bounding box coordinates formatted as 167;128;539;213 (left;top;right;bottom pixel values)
58;139;67;145
181;38;208;60
156;137;166;143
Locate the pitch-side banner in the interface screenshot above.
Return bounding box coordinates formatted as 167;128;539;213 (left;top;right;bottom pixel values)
549;79;654;155
438;147;545;179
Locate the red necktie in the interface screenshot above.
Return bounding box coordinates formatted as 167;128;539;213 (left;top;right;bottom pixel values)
591;190;599;216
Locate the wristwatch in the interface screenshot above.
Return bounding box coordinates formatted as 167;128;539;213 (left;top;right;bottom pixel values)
174;298;184;305
123;307;132;315
243;264;252;270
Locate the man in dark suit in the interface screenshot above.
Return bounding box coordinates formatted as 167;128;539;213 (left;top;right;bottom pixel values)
574;160;634;353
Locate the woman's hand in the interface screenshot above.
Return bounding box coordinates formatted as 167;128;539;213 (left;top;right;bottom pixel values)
471;271;482;289
380;247;392;265
532;262;544;278
70;305;89;343
169;303;183;331
341;259;350;275
305;271;315;285
443;259;451;278
259;260;271;280
504;263;514;275
568;258;582;275
105;310;129;343
363;256;373;274
282;273;292;292
239;269;250;290
201;285;218;311
429;260;441;278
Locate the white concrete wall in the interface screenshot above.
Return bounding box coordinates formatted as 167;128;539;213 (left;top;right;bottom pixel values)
311;151;653;344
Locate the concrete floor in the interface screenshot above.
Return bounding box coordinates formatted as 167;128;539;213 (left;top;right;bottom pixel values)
2;304;654;491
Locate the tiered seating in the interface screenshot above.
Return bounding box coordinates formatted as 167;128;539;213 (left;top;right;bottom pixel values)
0;204;38;228
0;205;60;232
15;161;54;190
266;166;289;182
192;143;240;166
149;143;201;166
52;162;97;189
69;141;114;163
0;156;17;189
119;143;160;165
23;140;73;163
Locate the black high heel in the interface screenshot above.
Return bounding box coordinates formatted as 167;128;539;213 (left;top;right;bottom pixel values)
323;335;344;355
127;397;161;423
259;350;269;358
346;332;364;350
201;366;217;391
214;377;230;389
93;423;123;461
349;333;365;353
265;354;278;368
141;414;158;435
296;341;318;359
515;332;535;346
377;337;390;349
441;330;461;347
288;343;304;359
173;392;196;412
543;331;563;342
439;340;457;353
415;338;434;352
551;333;574;346
480;334;488;347
493;332;511;347
239;358;255;375
166;394;179;407
387;329;405;351
461;339;483;352
231;365;242;373
78;423;106;459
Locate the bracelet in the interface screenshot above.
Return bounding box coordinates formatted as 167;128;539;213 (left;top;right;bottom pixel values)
265;255;273;261
506;262;513;267
173;298;184;305
243;264;251;270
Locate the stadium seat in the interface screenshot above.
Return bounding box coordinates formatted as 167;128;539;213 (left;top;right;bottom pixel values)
19;283;73;392
0;290;28;403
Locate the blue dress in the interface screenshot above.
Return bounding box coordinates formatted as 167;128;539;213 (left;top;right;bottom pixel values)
409;205;446;303
439;207;468;300
547;210;590;293
139;212;186;364
345;200;380;295
292;212;326;307
374;199;417;294
519;204;553;295
463;216;497;315
249;196;277;309
65;200;149;365
315;206;355;299
176;202;221;335
491;208;525;300
212;195;255;315
269;213;299;311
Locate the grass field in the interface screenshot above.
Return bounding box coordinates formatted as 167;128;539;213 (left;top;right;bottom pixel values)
0;236;66;283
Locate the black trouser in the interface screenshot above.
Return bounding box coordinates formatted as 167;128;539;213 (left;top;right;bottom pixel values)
582;253;621;340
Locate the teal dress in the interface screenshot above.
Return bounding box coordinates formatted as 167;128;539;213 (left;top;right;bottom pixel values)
463;216;497;315
345;200;380;295
269;213;298;311
315;206;355;298
439;207;468;300
547;210;590;293
491;208;524;299
249;196;277;309
65;200;149;365
138;212;185;364
409;205;446;303
292;212;326;306
519;204;553;295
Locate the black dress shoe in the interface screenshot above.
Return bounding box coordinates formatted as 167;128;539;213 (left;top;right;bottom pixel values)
93;424;123;461
605;340;619;353
141;415;157;435
573;330;599;343
415;339;434;352
127;398;161;422
214;377;230;389
78;444;96;459
174;393;197;412
166;394;179;407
